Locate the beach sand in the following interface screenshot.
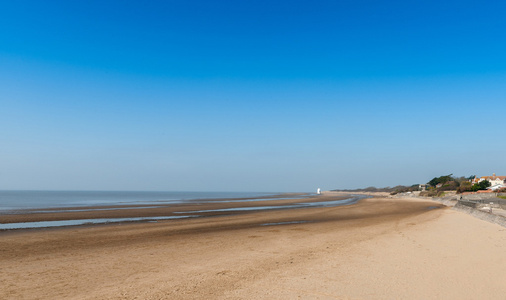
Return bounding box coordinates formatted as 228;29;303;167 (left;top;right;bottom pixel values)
1;193;505;299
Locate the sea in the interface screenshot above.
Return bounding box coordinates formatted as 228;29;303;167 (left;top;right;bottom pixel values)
0;190;282;212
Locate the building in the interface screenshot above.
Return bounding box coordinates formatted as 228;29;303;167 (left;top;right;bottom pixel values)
488;184;506;191
472;173;506;187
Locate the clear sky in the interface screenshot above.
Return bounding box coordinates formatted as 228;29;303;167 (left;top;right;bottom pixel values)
1;0;505;192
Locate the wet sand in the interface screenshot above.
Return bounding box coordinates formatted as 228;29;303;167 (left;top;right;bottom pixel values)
1;192;506;299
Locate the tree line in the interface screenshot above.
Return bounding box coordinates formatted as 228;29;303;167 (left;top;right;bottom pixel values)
427;174;491;194
335;173;503;196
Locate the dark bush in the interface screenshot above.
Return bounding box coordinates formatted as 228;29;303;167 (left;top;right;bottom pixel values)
457;181;472;193
471;180;491;192
420;190;437;197
439;181;458;191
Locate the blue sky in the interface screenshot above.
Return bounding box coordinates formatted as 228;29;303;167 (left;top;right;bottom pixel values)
1;0;505;192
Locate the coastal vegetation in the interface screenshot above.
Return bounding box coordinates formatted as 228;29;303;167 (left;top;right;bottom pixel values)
390;174;480;196
337;173;498;196
422;174;490;196
336;185;419;194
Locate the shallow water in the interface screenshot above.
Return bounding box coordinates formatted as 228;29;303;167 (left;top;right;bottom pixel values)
4;206;166;215
210;197;310;203
175;205;291;213
176;195;366;214
426;206;441;210
260;221;310;226
0;215;196;230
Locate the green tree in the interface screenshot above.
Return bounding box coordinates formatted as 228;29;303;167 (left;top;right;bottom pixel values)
479;180;491;189
428;174;454;187
471;180;491;191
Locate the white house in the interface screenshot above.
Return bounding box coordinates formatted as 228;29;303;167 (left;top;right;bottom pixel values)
488;184;506;191
472;173;506;187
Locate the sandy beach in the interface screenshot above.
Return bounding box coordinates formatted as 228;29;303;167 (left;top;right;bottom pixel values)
1;192;506;299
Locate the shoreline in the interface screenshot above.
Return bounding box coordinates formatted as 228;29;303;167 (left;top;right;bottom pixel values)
0;192;359;230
